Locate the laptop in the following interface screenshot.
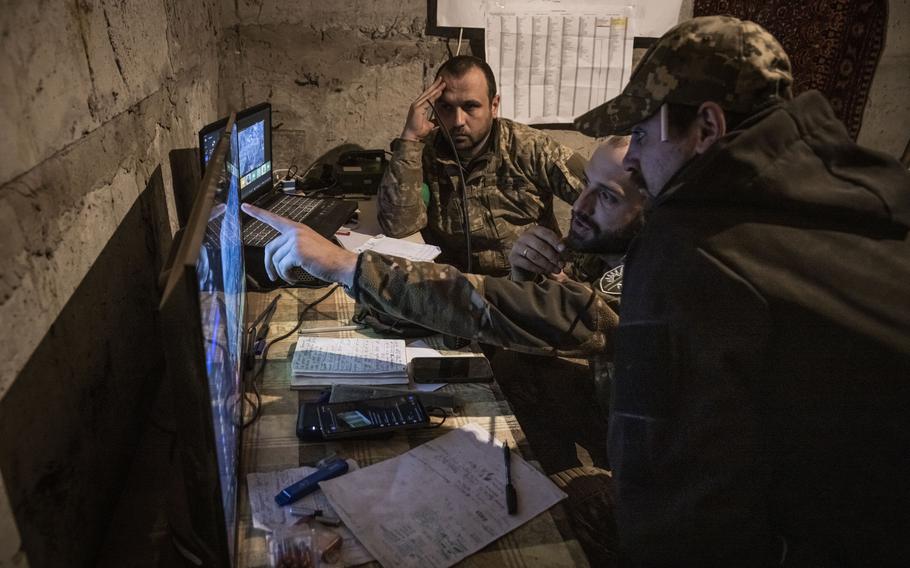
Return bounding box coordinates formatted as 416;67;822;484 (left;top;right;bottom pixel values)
198;103;357;249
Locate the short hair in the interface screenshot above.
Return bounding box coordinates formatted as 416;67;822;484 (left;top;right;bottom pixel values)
435;56;498;104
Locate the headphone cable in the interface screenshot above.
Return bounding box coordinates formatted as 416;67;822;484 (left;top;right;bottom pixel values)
428;100;473;274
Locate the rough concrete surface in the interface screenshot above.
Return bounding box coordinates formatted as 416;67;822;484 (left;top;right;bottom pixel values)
858;0;910;158
0;0;223;565
220;2;451;170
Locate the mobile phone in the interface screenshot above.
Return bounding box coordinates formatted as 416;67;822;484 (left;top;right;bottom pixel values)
316;395;429;439
409;356;494;384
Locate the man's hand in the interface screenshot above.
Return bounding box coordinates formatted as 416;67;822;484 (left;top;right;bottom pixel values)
241;204;359;288
400;77;446;142
509;226;566;281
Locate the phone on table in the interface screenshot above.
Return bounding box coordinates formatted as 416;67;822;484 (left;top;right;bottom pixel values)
410;356;494;384
316;395;429;440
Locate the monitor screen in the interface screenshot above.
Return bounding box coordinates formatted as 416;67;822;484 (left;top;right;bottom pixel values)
200;102;272;201
160;113;246;567
197;121;246;558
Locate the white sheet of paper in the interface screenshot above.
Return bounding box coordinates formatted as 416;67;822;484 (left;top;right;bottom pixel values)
334;229;374;252
352;234;441;262
245;461;374;566
438;0;486;28
486;2;634;124
439;0;683;38
319;424;567;568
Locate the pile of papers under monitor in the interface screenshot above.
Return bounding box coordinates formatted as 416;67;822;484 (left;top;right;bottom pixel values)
290;336;408;388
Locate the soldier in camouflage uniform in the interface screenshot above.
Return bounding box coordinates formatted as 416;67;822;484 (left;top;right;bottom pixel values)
246;15;910;565
508;135;643;303
377;55;587;276
496;135;645;472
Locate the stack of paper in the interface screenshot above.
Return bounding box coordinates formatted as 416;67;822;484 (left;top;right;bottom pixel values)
352;234;441;261
290;336;408;388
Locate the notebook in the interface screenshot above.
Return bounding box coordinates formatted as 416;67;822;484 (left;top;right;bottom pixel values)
290;336;408;388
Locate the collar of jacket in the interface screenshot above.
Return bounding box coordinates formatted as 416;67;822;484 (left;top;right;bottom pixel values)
647;90;910;232
431;118;501;172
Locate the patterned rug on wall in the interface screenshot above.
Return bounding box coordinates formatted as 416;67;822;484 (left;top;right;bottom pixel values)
693;0;888;140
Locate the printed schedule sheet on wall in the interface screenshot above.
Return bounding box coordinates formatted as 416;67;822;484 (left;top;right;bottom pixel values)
485;2;634;124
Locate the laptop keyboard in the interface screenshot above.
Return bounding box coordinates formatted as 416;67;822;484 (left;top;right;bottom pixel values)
243;195;352;247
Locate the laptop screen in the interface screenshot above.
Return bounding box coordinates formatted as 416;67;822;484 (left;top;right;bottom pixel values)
199;102;272;202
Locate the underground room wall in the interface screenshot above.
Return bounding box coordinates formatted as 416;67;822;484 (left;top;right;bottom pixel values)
217;0;605;185
0;1;223;566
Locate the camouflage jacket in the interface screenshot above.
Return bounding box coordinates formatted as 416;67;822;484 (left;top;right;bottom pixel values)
377;118;587;276
566;253;625;300
353;251;618;409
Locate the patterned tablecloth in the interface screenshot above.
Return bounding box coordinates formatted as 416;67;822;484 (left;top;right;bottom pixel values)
235;285;590;567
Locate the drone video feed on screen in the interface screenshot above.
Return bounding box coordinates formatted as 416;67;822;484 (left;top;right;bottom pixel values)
201;106;271;198
195;123;246;557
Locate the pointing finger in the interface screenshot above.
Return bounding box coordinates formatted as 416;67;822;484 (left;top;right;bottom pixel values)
241;203;298;233
263;234;288;282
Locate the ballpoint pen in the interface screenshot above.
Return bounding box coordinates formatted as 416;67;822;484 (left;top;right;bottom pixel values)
298;324;365;334
504;442;517;515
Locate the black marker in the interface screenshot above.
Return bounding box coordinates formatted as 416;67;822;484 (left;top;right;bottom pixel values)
504;443;517;515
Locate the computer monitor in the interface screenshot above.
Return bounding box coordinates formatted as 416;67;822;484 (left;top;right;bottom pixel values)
198;102;272;202
160;113;246;567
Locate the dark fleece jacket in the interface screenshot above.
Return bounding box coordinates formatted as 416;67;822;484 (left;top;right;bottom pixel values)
612;90;910;566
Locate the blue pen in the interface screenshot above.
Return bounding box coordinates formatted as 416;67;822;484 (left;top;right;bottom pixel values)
275;458;349;506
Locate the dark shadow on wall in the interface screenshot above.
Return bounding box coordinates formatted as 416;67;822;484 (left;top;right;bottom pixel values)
0;166;172;568
169;148;202;229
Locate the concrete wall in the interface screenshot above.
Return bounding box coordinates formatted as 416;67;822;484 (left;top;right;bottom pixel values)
858;0;910;158
0;1;223;566
218;0;604;177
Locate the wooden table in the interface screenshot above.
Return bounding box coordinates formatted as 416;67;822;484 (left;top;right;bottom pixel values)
234;285;590;567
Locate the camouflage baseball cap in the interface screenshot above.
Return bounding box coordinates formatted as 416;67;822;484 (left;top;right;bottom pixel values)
575;16;793;137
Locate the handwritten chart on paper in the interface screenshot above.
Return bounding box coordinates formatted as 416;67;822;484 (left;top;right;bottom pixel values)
486;5;634;124
319;424;567;568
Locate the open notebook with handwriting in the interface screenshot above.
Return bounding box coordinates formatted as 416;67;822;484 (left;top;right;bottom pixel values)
290;336;408;388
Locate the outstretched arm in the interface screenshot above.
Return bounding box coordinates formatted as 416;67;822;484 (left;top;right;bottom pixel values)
242;204;358;287
242;203;616;357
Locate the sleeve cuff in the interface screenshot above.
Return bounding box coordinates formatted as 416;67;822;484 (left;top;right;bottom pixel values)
345;253;366;300
391;137;426;159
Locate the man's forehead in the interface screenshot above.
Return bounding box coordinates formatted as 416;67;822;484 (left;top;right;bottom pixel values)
440;68;489;101
586;144;626;180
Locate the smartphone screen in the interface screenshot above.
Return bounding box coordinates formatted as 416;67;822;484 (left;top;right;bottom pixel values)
410;357;494;383
316;395;428;439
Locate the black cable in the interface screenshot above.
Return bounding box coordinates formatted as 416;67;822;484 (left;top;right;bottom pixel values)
424;406;449;429
427;100;473;274
242;284;341;428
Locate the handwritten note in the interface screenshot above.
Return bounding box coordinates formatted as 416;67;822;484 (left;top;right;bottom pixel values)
319;424;567;568
291;336;407;377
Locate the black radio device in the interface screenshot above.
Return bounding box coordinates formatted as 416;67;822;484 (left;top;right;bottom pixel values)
332;150;387;195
